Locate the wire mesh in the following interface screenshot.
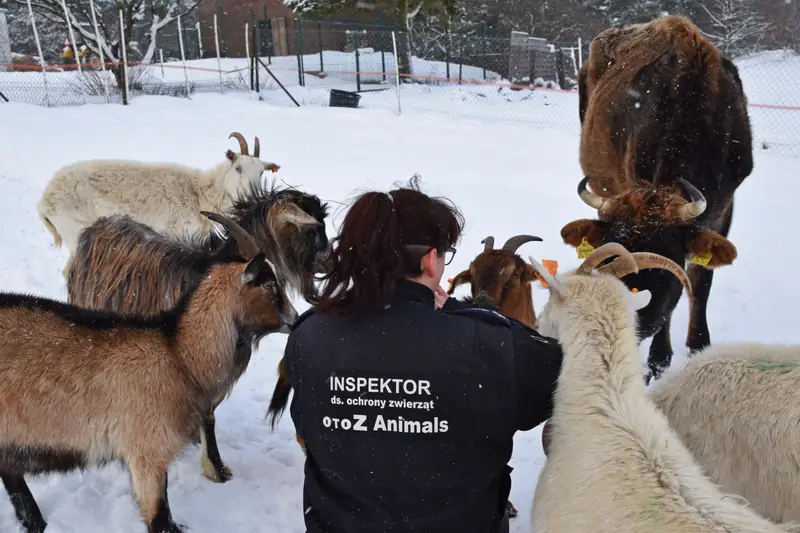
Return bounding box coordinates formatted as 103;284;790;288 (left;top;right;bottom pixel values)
2;13;798;157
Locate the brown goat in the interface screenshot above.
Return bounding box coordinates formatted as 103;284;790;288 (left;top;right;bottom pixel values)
64;181;329;484
446;234;543;328
0;212;297;533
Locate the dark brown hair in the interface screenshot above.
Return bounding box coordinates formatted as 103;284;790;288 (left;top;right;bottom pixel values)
314;175;465;316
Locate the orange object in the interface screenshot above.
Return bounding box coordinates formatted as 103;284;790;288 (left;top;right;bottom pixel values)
631;288;639;293
536;259;559;287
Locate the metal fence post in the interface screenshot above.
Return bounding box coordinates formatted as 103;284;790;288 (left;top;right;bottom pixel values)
354;27;361;92
379;9;386;81
445;28;450;80
295;19;304;86
218;5;226;56
317;21;323;72
482;23;487;80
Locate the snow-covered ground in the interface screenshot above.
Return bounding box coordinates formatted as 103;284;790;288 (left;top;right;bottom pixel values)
0;48;798;531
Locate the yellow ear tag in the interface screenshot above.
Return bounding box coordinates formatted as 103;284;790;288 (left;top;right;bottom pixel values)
690;250;712;267
577;237;594;259
535;259;559;288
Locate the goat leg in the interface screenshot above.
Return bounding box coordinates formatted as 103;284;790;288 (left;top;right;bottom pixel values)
129;460;186;533
200;411;232;483
1;472;47;533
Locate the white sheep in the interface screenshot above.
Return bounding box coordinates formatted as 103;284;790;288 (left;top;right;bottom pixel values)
527;243;798;533
647;342;800;524
36;132;280;276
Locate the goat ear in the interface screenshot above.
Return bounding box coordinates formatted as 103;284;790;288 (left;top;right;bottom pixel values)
241;253;277;286
446;270;471;295
687;230;737;269
277;204;322;229
626;289;652;311
520;263;538;283
528;256;568;298
226;149;237;162
560;219;607;249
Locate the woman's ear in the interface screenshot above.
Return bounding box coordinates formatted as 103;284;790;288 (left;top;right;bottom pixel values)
420;248;438;277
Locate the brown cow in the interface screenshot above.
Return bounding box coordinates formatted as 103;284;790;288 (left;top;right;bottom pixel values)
562;15;753;384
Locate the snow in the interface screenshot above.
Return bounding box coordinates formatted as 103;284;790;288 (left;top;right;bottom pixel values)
0;49;798;532
2;48;797;153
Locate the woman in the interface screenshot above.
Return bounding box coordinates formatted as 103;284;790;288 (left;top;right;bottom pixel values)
283;177;563;533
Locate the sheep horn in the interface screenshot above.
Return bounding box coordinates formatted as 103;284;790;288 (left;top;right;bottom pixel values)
676;179;707;222
481;236;495;252
253;136;260;158
577;242;637;276
629;252;693;298
502;235;543;253
200;211;260;259
229;132;249;156
577;176;608;211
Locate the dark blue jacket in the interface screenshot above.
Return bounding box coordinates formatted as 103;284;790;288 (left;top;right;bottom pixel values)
284;280;562;533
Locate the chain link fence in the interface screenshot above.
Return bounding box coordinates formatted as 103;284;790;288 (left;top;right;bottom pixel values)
2;8;798;157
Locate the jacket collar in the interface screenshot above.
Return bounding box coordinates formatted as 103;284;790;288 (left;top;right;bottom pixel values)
394;279;435;306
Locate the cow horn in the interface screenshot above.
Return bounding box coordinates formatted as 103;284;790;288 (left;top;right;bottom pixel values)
577;176;608;211
577;242;637;275
253;136;260;158
481;236;495;252
201;211;260;259
229;132;249;156
676;179;707;222
502;235;543;253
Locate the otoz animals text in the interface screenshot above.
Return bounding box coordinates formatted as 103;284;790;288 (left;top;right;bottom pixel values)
322;414;449;434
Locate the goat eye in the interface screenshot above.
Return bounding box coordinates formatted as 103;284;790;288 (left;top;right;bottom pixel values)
235;165;242;173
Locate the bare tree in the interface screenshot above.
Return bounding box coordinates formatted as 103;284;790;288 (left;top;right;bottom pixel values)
698;0;772;56
14;0;201;89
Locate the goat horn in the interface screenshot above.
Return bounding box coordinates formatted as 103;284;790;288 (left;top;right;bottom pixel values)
577;176;608;211
200;211;260;259
253;136;260;158
481;236;495;252
502;235;543;253
676;179;707;222
229;132;249;156
529;255;568;298
577;242;637;275
629;252;693;298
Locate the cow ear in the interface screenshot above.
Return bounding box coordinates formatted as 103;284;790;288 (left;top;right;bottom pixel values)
446;270;471;295
687;230;737;268
560;219;607;249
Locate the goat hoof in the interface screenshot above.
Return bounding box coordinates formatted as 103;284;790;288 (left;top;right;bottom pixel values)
203;464;233;483
506;500;518;518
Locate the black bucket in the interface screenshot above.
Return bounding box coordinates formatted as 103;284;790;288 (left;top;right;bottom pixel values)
329;89;361;108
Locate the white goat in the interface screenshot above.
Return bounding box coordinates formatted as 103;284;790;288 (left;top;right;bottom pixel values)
36;132;280;275
647;342;800;524
528;243;797;533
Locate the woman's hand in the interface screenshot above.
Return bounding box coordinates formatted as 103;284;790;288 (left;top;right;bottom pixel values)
434;286;449;309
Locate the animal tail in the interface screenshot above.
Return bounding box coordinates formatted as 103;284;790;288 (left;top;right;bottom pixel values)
266;358;293;430
37;206;62;248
